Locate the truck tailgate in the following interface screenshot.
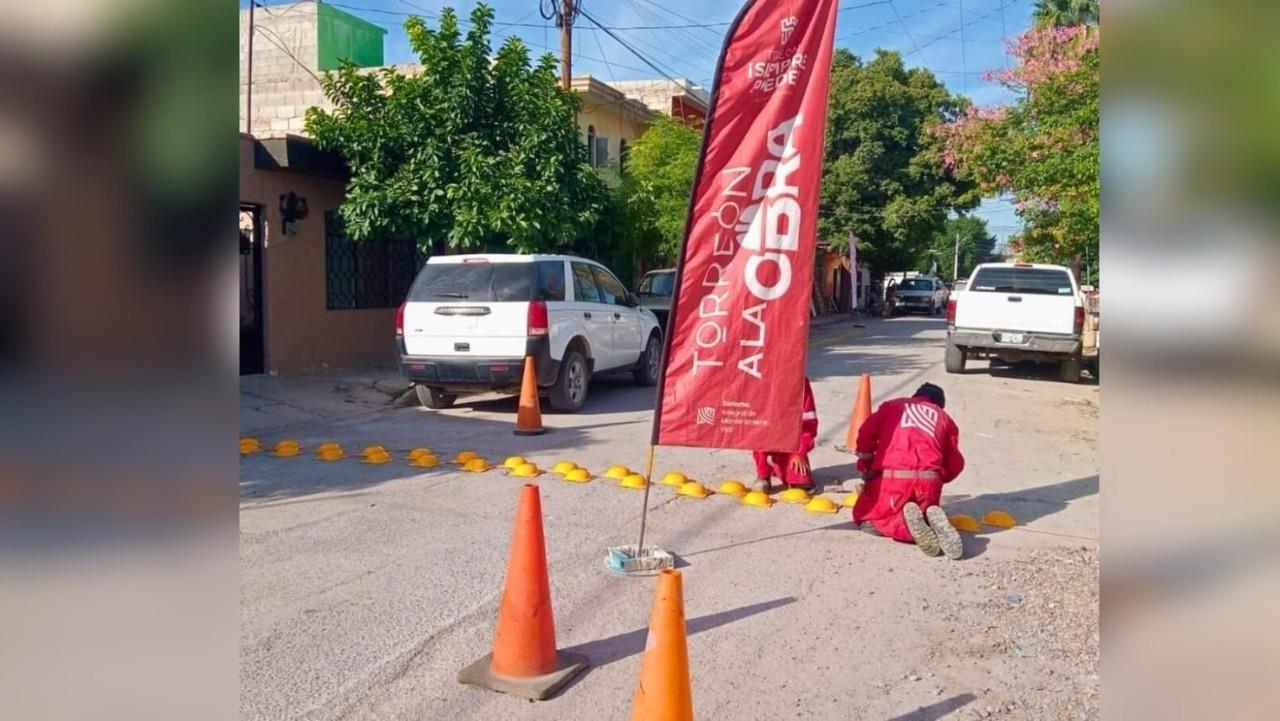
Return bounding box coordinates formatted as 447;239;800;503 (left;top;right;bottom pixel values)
956;265;1079;334
955;292;1077;334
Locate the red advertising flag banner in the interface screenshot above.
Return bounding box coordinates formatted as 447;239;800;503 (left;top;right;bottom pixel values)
654;0;839;451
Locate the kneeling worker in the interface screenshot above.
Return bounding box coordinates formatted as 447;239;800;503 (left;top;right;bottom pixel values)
852;383;965;559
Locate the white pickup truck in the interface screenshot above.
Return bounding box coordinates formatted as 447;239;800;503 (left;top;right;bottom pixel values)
946;262;1086;383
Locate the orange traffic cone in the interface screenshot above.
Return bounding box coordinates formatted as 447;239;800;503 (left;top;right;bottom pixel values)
630;568;693;721
838;373;873;453
514;356;545;436
457;484;587;700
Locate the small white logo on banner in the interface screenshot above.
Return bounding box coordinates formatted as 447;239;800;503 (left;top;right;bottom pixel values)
781;16;798;44
899;403;939;435
696;407;716;425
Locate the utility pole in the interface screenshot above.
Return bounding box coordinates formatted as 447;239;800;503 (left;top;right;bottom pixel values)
559;0;576;89
953;232;961;282
246;0;255;134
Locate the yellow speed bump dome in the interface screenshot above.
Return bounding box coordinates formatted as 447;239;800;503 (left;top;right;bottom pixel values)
239;438;262;455
604;465;631;479
740;490;774;508
842;492;860;508
360;445;387;458
676;481;711;499
408;448;434;460
455;450;480;464
619;473;648;489
553;460;578;474
982;510;1018;529
409;454;440;468
463;458;490;472
316;449;346;461
949;514;981;533
716;480;748;497
661;472;688;487
804;496;839;514
778;487;811;504
316;442;342;453
512;463;540;478
503;456;527;469
362;452;392;465
563;468;592;483
270;440;302;457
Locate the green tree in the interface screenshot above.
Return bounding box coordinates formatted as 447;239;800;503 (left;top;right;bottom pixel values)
1033;0;1099;28
305;5;607;253
919;215;997;280
617;116;702;268
937;26;1099;270
819;50;979;273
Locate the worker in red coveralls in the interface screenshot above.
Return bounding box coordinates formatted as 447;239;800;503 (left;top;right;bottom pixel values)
852;383;965;559
752;377;818;494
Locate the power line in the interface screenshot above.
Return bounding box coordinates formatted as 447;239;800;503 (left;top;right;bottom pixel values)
577;7;683;85
837;0;953;43
591;27;617;82
614;0;721;73
913;0;1027;55
958;0;969;92
254;23;324;84
316;1;727;30
888;1;928;65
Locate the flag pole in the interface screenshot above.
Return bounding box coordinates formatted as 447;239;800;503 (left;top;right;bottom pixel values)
633;0;758;564
635;444;657;553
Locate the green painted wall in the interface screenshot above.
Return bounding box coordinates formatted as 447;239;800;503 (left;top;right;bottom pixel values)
317;2;386;71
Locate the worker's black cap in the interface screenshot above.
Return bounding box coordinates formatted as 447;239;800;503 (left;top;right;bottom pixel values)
914;383;946;408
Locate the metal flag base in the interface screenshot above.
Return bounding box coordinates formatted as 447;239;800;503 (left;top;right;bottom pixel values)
604;445;676;577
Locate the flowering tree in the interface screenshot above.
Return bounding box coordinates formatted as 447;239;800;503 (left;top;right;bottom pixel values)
937;25;1099;275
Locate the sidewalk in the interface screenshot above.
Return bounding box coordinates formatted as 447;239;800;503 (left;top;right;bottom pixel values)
239;368;412;435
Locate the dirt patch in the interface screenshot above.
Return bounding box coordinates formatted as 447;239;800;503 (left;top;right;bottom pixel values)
927;546;1100;720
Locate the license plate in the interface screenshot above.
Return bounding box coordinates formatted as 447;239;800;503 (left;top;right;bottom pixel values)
1001;333;1025;344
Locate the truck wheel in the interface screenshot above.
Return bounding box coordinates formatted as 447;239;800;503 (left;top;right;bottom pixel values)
944;341;967;373
632;334;661;386
1059;355;1083;383
415;385;456;410
549;350;589;413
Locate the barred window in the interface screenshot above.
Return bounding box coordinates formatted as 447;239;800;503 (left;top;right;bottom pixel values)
325;210;425;309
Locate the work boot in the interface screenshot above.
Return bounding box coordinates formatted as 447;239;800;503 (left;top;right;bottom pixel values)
751;477;772;493
925;505;964;560
902;502;942;557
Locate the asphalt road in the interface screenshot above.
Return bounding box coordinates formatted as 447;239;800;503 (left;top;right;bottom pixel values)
240;315;1100;721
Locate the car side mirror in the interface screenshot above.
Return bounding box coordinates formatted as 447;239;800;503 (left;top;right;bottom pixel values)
625;292;640;307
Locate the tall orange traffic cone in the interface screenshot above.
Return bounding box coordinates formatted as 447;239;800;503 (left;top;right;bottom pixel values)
630;569;693;721
838;373;873;453
457;484;587;700
514;356;545;436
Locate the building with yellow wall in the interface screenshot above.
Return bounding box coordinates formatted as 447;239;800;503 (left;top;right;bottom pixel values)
571;76;659;176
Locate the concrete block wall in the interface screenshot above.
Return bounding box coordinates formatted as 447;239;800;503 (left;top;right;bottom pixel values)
239;3;331;137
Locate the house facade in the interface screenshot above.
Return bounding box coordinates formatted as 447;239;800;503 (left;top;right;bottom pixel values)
239;3;701;374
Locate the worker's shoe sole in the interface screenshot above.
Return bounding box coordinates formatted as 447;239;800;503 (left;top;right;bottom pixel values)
902;502;942;557
925;505;964;560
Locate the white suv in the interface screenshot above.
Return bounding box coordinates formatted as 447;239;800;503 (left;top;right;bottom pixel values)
396;254;664;412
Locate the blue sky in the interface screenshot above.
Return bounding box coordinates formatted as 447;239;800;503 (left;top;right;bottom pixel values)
247;0;1035;243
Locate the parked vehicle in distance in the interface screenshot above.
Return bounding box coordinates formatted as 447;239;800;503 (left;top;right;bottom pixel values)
396;254;664;412
946;262;1085;383
889;276;947;315
636;268;675;331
